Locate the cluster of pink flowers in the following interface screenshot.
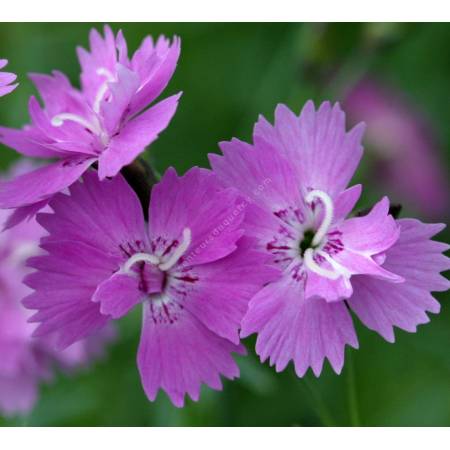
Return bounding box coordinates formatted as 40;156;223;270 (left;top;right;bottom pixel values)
0;26;448;410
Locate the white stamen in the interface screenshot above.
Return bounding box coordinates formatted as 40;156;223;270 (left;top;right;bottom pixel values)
93;67;116;114
317;250;351;279
51;113;101;135
122;252;160;273
305;189;334;247
158;228;192;271
121;228;192;275
93;84;109;114
303;248;340;280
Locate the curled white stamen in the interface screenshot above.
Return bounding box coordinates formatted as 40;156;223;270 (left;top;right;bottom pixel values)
123;253;160;273
93;67;116;113
317;250;351;279
303;248;340;280
121;228;192;275
51;113;100;135
159;228;192;271
305;189;334;247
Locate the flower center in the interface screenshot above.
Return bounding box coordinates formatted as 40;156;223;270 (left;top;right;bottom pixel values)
304;189;334;247
301;189;341;280
122;228;192;276
299;229;315;256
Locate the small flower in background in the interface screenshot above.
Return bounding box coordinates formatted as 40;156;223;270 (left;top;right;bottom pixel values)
344;77;449;220
23;167;278;407
0;59;18;97
210;101;450;376
0;162;114;417
0;25;181;226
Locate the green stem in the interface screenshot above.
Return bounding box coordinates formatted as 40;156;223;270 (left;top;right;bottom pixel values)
302;377;336;427
346;351;361;426
19;413;30;427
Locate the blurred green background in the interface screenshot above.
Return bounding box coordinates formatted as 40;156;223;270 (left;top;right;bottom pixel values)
0;23;449;426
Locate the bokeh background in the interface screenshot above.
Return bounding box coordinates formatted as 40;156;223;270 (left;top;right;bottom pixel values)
0;22;449;426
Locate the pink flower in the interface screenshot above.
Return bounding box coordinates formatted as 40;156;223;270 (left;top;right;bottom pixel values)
0;26;181;224
209;101;450;376
23;167;278;407
344;78;449;219
0;59;18;97
0;164;113;416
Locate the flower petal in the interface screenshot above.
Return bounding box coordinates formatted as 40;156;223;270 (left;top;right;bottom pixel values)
0;59;18;97
149;167;246;267
0;373;37;416
339;197;400;254
334;184;362;222
138;304;243;407
0;83;18;97
29;71;90;119
329;197;404;283
24;240;117;349
209;137;302;211
100;64;140;135
0;158;95;209
183;237;280;344
37;171;147;258
241;276;358;376
77;25;117;107
93;272;144;319
348;219;450;342
305;270;353;302
98;93;181;179
24;173;147;349
129;36;181;116
254;101;365;198
2;200;49;231
0;125;64;158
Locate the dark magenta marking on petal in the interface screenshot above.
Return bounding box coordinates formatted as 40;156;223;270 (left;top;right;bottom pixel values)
139;263;149;292
119;239;147;258
274;207;305;227
315;254;326;263
149;299;183;325
162;239;179;257
119;243;132;257
322;230;344;256
290;262;305;282
174;274;198;283
266;243;291;251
